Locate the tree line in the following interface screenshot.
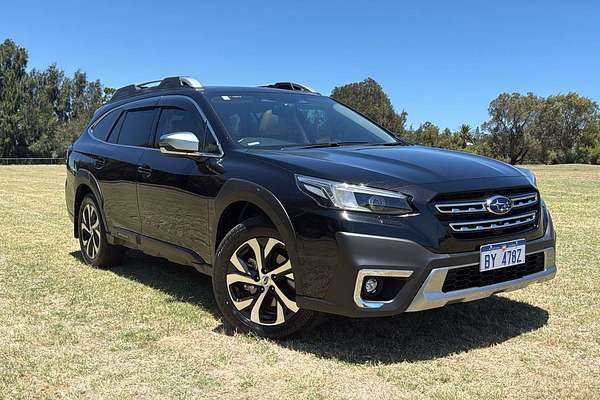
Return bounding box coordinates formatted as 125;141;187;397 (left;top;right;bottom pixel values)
0;39;110;159
1;38;599;164
332;79;600;165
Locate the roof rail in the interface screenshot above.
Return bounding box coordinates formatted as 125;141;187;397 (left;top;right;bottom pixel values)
260;82;319;94
110;76;203;102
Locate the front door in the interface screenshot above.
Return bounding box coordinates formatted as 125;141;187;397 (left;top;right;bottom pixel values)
137;95;222;263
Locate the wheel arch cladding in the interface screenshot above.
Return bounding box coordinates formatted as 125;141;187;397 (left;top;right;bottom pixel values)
213;179;304;292
73;169;106;238
215;201;271;251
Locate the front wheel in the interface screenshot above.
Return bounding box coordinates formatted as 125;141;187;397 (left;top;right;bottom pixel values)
212;217;316;338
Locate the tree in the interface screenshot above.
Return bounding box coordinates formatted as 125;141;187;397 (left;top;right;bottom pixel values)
20;69;60;157
438;127;455;149
0;39;108;159
0;39;28;157
330;78;407;136
413;122;441;147
534;93;599;163
482;92;541;164
103;87;116;102
457;124;472;148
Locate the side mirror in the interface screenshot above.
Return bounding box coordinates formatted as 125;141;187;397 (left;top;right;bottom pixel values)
159;132;200;156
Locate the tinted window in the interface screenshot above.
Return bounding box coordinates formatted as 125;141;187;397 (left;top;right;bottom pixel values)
210;93;399;148
117;109;156;147
91;110;120;141
107;112;125;144
156;108;205;145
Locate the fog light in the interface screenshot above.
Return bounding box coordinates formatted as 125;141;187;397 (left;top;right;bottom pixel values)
364;277;380;294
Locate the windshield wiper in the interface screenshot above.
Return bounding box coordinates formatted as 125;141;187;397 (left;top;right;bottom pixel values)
283;141;370;150
381;141;407;146
357;141;409;147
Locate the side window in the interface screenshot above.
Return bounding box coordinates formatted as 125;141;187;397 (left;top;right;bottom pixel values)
117;109;156;147
156;108;205;145
91;109;120;141
107;112;125;144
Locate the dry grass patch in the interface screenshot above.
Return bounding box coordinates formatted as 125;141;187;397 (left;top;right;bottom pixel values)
0;164;598;399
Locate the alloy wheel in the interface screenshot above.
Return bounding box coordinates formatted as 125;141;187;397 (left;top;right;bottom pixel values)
81;203;101;259
226;237;298;326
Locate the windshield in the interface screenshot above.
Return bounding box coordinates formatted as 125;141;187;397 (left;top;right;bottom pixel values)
209;92;399;148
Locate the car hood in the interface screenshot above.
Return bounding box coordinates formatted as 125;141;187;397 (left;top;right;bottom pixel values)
246;145;524;189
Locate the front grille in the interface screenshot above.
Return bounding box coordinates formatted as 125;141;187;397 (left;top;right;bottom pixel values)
432;189;540;238
435;192;537;214
449;211;537;232
442;252;545;292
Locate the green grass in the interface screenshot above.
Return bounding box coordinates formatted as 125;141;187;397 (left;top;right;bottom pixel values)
0;164;598;399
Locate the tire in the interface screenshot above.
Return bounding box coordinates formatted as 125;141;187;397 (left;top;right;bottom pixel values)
78;194;125;268
213;216;317;338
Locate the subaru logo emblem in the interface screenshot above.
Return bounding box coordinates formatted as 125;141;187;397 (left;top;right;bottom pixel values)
485;195;513;215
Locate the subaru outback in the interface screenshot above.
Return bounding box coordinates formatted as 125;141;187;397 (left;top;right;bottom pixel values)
65;76;557;338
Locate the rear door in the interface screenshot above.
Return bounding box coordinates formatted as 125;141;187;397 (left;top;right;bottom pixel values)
137;95;223;262
99;98;159;236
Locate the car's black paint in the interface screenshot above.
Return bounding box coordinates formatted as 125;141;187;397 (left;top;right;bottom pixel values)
249;145;522;187
298;208;554;317
66;85;548;317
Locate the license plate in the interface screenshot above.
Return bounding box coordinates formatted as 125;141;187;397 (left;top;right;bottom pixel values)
480;239;526;272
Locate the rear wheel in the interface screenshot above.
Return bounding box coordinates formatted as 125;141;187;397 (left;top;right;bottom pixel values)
78;194;124;268
213;217;316;338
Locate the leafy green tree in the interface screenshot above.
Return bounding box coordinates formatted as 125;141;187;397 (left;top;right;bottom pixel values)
482;92;542;164
0;39;107;159
330;78;407;136
438;127;454;149
412;122;440;147
466;126;493;157
534;93;599;163
0;39;28;157
103;87;116;101
21;69;60;157
457;124;472;148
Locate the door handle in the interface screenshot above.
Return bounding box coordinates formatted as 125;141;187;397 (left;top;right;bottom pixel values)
137;165;152;177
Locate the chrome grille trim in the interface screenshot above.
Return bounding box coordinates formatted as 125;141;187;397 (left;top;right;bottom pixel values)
434;201;486;214
510;193;538;208
449;211;537;232
434;192;538;214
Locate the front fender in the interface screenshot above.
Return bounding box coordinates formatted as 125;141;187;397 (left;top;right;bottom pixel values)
212;178;306;294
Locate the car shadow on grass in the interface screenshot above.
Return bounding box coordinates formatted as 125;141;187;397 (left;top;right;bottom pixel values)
70;250;549;364
70;249;218;312
283;298;548;363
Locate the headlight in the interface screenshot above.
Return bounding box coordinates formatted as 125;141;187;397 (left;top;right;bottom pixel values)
295;175;414;215
517;167;537;187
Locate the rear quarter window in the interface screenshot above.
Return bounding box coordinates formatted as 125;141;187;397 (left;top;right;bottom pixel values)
91;110;120;141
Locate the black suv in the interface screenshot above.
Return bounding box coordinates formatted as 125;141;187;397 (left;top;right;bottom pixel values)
65;76;556;337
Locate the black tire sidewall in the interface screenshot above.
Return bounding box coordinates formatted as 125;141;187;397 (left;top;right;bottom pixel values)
78;194;122;268
78;195;101;264
212;217;315;338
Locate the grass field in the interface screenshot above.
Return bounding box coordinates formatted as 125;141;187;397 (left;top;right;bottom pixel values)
0;165;598;399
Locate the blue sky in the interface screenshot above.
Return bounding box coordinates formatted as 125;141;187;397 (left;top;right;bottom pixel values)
1;1;599;129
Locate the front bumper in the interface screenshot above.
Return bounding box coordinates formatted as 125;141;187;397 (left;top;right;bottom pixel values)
296;208;556;317
406;248;556;312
